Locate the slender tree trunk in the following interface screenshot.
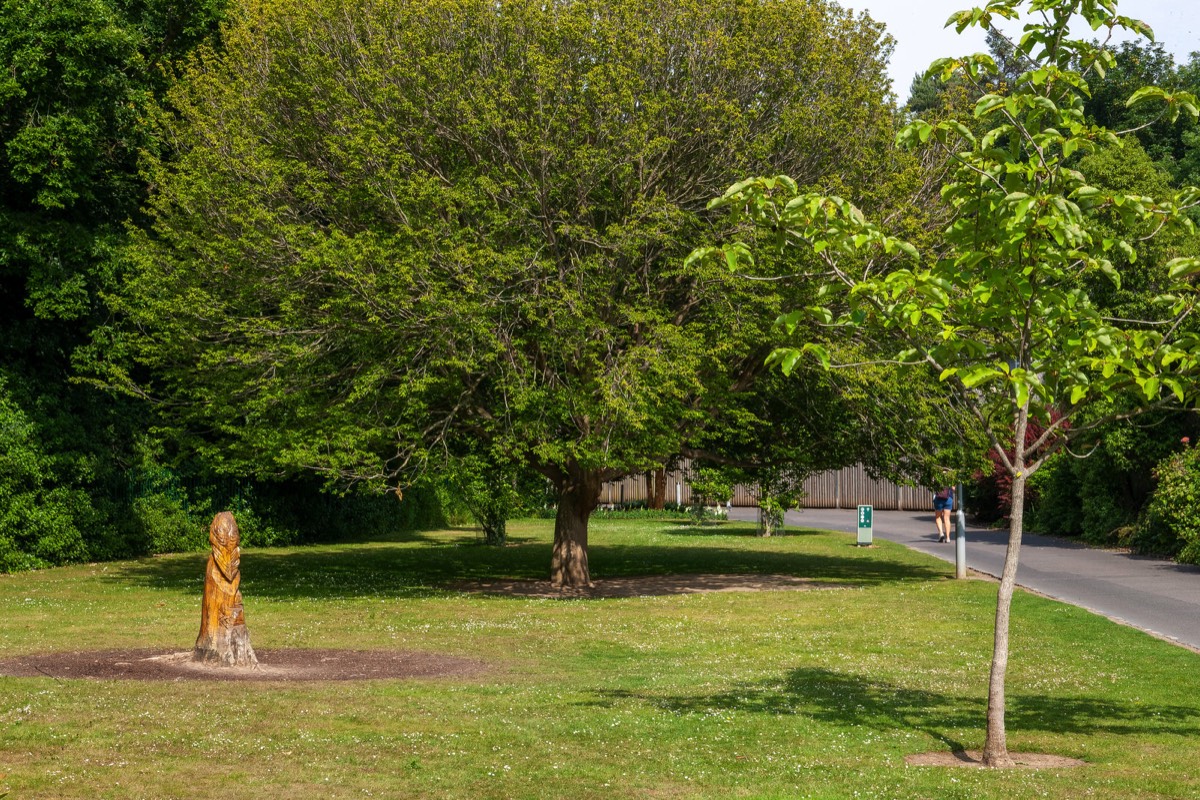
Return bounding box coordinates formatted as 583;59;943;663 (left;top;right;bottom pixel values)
759;502;781;537
550;465;601;589
650;467;667;510
982;455;1027;767
481;508;507;546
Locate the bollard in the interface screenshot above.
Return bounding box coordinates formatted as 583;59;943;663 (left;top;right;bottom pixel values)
955;482;967;579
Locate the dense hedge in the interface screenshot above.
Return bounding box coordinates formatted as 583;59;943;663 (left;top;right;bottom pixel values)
121;472;448;556
0;435;448;572
971;414;1199;564
1135;447;1200;564
0;374;105;571
1026;416;1191;549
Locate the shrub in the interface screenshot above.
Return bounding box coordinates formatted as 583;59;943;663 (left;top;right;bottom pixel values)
591;503;690;520
121;460;451;554
685;468;733;525
757;471;804;537
0;377;96;569
439;456;543;545
131;492;207;554
1;378;451;570
1135;446;1200;562
1026;454;1082;535
1025;414;1193;547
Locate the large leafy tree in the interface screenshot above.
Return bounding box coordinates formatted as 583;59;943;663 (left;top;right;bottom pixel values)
1083;40;1190;174
1073;41;1200;191
110;0;912;587
0;0;225;565
704;0;1200;767
1010;137;1200;543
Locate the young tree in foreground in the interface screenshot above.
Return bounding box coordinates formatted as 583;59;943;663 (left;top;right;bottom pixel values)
110;0;910;587
701;0;1200;767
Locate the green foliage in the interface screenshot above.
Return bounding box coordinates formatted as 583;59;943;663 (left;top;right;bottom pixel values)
706;4;1200;483
106;0;906;586
1024;453;1080;533
1083;41;1192;176
130;492;206;554
904;29;1021;120
118;470;450;555
1137;445;1200;563
441;453;546;545
590;504;689;520
1028;413;1194;546
0;0;225;341
699;0;1200;763
0;373;98;570
687;466;733;525
0;0;448;570
113;0;900;480
0;403;447;572
1075;139;1200;312
1019;139;1200;545
1071;42;1200;202
906;72;950;116
756;470;803;537
0;0;227;570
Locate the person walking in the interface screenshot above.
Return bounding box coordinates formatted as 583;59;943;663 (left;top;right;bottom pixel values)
933;486;954;542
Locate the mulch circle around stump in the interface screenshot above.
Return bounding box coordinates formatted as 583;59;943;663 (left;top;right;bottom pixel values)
0;648;487;682
452;573;856;599
905;751;1087;768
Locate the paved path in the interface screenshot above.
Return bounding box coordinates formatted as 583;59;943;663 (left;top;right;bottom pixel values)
728;506;1200;651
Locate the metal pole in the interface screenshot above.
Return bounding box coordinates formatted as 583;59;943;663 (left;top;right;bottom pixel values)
955;481;967;579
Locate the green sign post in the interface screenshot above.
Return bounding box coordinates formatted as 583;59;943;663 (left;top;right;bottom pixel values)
857;504;873;546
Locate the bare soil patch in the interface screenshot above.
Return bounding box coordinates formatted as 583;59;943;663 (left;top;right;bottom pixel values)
905;751;1086;768
0;648;486;682
453;573;855;599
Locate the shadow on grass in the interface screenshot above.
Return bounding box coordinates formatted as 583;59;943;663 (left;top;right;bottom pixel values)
321;525;539;547
661;520;827;538
109;537;948;602
591;666;1200;746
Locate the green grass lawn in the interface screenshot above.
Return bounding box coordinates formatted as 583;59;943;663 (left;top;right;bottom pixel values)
1;517;1197;799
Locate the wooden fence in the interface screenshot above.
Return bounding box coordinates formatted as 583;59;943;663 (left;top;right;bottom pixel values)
599;463;934;511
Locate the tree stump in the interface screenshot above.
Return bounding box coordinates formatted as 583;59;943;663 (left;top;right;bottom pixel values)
193;512;257;667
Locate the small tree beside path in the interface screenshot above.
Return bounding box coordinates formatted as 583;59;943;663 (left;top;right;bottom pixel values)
699;0;1200;767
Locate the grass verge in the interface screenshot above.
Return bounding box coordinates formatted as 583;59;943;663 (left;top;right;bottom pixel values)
0;517;1197;799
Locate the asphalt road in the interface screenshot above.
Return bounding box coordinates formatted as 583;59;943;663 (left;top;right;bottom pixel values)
728;506;1200;651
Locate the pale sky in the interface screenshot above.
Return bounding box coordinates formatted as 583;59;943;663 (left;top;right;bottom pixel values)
846;0;1200;100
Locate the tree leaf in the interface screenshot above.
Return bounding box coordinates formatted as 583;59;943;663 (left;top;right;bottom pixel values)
1126;85;1167;109
1167;257;1200;279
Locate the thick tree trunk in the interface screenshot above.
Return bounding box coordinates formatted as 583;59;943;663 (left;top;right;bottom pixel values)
550;466;602;589
650;467;667;510
982;466;1026;767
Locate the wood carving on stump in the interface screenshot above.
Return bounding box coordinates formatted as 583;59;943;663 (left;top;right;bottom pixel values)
194;511;258;667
